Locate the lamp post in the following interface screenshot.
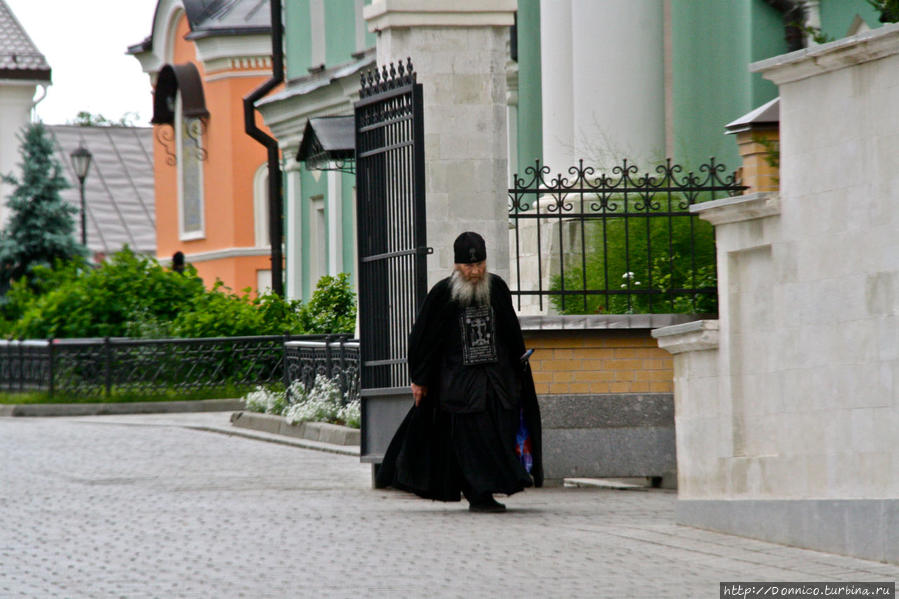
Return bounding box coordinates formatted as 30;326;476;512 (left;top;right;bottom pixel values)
69;143;93;247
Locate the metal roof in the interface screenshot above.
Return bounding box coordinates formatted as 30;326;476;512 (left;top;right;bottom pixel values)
297;116;355;173
48;126;156;257
151;63;209;125
0;0;50;81
183;0;270;39
725;97;780;134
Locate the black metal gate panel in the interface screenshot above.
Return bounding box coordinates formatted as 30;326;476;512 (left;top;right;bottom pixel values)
354;59;428;464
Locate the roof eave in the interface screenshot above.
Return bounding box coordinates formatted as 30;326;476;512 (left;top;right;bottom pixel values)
184;26;271;40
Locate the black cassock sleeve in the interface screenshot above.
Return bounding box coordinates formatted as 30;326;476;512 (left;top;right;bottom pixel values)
407;278;450;389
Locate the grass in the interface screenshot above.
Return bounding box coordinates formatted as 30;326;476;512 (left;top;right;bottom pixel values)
0;384;252;405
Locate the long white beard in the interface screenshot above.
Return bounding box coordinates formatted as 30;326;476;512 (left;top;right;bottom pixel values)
450;269;491;306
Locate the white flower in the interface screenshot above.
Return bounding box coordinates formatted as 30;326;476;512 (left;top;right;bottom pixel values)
282;374;356;427
242;385;286;414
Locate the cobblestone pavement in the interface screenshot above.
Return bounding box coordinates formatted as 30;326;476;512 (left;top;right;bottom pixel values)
2;414;897;598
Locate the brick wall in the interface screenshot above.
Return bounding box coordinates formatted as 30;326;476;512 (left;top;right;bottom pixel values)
522;329;673;395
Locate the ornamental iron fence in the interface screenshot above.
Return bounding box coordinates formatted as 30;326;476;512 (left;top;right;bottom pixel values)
284;338;360;405
0;334;350;398
508;158;746;315
354;58;429;465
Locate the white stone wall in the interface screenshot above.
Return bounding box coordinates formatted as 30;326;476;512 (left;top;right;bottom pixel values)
656;25;899;503
0;83;39;228
367;1;515;286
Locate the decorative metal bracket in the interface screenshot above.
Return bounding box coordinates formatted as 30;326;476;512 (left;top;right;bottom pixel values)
156;125;176;166
303;134;354;174
154;117;208;167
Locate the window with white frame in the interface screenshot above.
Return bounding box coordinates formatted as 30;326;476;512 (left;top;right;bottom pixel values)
309;195;326;289
176;91;205;239
253;163;270;247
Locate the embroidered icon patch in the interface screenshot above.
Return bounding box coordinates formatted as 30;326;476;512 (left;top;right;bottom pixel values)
460;305;498;365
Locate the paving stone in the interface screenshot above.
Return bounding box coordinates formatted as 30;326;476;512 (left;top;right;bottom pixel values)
1;414;896;598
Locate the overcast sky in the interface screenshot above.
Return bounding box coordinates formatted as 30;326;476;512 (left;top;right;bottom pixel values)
6;0;159;126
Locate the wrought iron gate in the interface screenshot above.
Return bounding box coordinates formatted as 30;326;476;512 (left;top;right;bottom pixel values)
354;59;428;467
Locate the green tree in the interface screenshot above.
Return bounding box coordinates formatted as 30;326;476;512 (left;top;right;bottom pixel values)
0;123;86;294
70;111;139;127
299;273;357;334
867;0;899;22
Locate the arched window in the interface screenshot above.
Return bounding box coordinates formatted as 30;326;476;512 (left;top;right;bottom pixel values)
152;62;209;240
175;91;205;239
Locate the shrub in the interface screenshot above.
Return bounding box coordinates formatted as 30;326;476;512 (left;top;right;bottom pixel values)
299;273;357;334
0;248;357;339
548;197;717;315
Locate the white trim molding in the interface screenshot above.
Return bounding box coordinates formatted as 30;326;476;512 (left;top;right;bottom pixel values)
364;0;516;31
690;192;781;227
160;246;274;265
652;320;720;354
751;21;899;85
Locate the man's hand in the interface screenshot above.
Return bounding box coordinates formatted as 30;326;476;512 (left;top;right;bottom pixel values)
411;383;427;406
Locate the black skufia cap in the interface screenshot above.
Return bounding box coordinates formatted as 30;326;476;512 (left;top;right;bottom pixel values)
453;231;486;264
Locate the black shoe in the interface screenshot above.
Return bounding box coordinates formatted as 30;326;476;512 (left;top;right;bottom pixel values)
468;495;506;513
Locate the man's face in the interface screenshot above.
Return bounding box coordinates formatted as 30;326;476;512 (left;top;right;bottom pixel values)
456;261;486;283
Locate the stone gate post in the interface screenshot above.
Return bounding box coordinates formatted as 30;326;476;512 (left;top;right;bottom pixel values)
364;0;516;285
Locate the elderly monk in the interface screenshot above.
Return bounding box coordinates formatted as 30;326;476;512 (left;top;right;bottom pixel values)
377;231;543;512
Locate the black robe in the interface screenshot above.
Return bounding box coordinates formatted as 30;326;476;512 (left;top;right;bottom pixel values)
376;274;544;501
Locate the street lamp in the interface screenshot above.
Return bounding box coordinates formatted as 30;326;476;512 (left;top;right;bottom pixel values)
69;143;92;247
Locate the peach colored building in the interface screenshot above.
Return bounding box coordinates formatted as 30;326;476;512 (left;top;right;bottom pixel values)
129;0;279;293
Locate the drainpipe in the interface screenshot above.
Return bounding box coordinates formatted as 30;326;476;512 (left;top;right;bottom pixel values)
243;0;284;296
31;83;48;122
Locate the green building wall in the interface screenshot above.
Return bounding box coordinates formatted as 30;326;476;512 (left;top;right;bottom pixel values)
284;0;311;81
819;0;879;39
671;1;786;172
671;0;881;173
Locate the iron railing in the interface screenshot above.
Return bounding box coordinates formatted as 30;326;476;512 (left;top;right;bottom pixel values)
354;58;428;393
508;158;746;315
284;338;360;404
0;334;345;398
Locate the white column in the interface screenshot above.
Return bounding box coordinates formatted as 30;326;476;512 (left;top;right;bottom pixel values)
327;169;343;276
365;0;517;286
539;0;574;171
506;60;519;185
284;160;303;300
569;0;665;169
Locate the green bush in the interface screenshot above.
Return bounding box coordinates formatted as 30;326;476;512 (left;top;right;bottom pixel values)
299;273;357;334
548;195;717;315
0;247;357;339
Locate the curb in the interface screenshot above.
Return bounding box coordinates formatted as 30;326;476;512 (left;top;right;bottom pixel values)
192;424;359;457
230;411;360;447
0;398;245;418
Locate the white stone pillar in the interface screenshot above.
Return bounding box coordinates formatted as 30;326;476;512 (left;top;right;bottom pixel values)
541;0;665;171
326;169;343;276
365;0;516;286
539;0;574;171
284;160;303;300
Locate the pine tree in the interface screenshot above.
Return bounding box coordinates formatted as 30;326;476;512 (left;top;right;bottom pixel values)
0;122;86;291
